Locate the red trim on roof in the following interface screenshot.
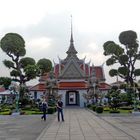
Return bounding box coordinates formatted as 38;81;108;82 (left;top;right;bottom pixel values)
0;87;5;92
99;82;111;89
30;83;46;91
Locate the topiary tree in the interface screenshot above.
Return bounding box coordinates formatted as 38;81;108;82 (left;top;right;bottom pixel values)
37;58;52;75
103;30;140;87
107;86;121;111
0;77;11;89
0;33;52;102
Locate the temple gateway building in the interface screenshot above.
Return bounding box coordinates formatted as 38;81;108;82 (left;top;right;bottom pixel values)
30;28;110;107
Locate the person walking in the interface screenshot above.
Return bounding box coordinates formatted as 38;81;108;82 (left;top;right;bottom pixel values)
57;99;64;122
41;99;48;121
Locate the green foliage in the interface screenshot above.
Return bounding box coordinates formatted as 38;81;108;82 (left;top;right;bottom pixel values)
134;69;140;76
20;57;35;68
86;104;91;108
10;70;20;77
0;33;46;89
107;88;121;111
95;106;103;113
3;60;14;69
37;58;52;74
0;77;11;89
119;30;137;45
119;106;133;110
109;69;118;77
103;41;124;56
0;33;26;56
109;110;120;113
106;57;116;65
118;67;129;76
47;107;56;114
24;65;39;79
119;55;128;65
91;105;96;111
103;30;140;86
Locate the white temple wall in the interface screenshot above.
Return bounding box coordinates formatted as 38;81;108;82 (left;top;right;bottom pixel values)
58;90;66;107
58;89;87;107
78;89;87;107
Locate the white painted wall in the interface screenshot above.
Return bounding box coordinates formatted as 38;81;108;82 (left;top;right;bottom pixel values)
29;91;44;100
58;90;66;107
79;90;87;107
58;89;87;107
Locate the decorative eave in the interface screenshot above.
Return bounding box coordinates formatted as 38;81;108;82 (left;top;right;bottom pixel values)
29;83;46;91
59;59;86;79
58;81;88;90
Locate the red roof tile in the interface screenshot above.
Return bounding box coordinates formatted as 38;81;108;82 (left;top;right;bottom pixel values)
99;82;111;89
94;66;104;80
0;87;5;92
30;83;46;91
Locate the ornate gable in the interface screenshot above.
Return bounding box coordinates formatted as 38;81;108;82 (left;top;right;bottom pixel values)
59;59;85;79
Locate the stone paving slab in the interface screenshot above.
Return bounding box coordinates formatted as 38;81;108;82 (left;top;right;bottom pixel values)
37;108;136;140
0;115;55;140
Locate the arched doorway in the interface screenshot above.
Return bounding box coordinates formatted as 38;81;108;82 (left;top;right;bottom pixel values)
66;91;79;106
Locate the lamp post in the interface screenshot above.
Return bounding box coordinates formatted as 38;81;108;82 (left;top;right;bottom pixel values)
133;83;138;112
15;91;19;112
9;81;19;113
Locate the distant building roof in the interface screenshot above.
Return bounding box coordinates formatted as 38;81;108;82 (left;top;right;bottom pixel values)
111;81;124;87
0;87;5;92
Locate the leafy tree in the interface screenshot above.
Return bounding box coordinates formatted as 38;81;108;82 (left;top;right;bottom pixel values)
107;86;121;111
0;33;39;85
0;33;52;101
103;30;140;86
0;77;11;89
37;58;52;75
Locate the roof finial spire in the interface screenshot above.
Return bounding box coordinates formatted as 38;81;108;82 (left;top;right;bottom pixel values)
70;15;74;43
65;15;78;60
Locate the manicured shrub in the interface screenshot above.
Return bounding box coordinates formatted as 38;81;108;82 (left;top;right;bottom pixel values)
20;111;26;115
23;105;32;110
119;106;133;110
0;111;12;115
9;105;15;110
86;104;91;108
104;106;110;111
91;105;96;111
109;110;120;113
47;107;55;114
95;106;103;113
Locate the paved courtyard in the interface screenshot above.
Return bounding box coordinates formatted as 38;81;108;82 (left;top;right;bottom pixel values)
0;114;55;140
38;108;140;140
1;108;140;140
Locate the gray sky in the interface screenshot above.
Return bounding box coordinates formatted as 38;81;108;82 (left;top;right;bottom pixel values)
0;0;140;85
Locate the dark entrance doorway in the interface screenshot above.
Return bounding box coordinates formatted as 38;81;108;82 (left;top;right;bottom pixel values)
66;91;79;106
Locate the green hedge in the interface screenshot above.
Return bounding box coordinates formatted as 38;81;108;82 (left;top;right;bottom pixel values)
86;104;91;108
119;106;133;110
95;106;103;113
0;111;12;115
91;105;96;111
110;110;120;113
47;107;56;114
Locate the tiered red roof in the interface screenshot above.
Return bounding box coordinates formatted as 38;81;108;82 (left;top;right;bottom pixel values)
94;66;104;80
54;63;104;80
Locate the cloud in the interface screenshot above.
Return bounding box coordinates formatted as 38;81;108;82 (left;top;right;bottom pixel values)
1;0;140;85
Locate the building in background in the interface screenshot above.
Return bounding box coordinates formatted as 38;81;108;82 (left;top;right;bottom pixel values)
30;25;110;107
